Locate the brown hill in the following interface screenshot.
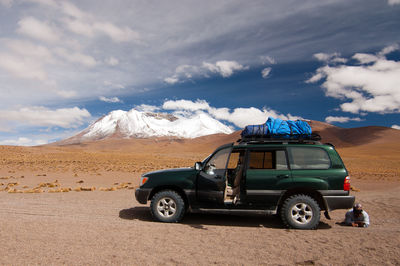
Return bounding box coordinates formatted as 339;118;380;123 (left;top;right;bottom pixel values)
308;120;400;147
52;120;400;150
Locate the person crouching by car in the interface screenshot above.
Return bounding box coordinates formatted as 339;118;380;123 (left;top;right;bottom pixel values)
345;203;370;228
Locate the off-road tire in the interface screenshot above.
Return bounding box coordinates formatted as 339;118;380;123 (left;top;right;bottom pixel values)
150;190;185;223
280;194;320;230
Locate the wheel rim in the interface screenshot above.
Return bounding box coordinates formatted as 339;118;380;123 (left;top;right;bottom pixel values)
290;203;313;225
156;197;177;218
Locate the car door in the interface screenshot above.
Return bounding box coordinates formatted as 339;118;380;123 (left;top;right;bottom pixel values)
245;148;292;207
196;144;233;205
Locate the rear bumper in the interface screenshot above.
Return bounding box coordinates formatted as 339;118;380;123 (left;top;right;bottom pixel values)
323;195;355;211
135;188;151;204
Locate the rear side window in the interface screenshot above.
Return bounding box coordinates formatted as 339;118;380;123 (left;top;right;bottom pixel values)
288;147;331;169
248;150;288;170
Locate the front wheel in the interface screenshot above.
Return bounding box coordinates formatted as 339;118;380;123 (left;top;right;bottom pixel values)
280;194;320;230
150;190;185;223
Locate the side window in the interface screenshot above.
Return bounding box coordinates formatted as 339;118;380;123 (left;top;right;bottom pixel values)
276;150;289;170
248;150;288;170
288;147;331;169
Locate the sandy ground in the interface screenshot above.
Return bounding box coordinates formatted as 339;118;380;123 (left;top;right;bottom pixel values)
0;141;399;265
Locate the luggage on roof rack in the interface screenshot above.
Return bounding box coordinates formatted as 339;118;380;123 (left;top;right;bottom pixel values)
240;117;318;143
238;133;321;144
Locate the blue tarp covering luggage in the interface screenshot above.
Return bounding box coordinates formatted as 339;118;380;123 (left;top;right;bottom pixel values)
241;117;312;139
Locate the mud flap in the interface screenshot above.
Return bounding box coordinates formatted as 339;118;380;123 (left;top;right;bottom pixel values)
324;210;331;220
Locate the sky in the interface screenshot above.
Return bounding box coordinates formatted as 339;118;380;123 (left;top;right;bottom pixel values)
0;0;399;145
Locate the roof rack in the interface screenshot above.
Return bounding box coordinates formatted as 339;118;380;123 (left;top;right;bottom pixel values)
237;133;321;145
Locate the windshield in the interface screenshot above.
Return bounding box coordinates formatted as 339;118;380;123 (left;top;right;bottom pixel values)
201;154;212;164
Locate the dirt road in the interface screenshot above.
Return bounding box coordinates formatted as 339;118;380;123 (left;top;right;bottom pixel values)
1;175;399;265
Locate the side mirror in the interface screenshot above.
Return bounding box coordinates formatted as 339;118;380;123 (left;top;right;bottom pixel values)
194;162;203;171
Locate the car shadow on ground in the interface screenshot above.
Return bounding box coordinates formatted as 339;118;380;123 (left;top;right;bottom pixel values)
119;207;331;230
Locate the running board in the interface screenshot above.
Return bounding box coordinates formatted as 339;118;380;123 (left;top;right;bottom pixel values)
192;208;277;216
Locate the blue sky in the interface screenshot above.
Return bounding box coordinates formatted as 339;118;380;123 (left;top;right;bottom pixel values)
0;0;399;145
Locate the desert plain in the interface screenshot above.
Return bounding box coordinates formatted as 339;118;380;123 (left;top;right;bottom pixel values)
0;125;400;265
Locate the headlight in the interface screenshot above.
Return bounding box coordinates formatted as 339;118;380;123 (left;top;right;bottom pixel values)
140;176;149;186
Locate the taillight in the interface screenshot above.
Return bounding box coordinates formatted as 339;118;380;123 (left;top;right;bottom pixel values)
344;176;350;191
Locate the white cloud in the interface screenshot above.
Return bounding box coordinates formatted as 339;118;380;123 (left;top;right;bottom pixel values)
308;45;400;114
93;22;140;43
3;39;54;62
392;125;400;130
99;96;122;103
163;99;211;111
60;1;89;19
164;77;179;84
54;48;97;67
56;90;77;98
210;107;279;128
175;65;198;78
203;60;249;78
325;116;362;123
313;52;347;64
260;55;276;65
64;19;140;43
17;17;61;43
135;104;160;112
261;67;272;78
63;18;95;37
103;81;125;90
379;44;399;56
164;60;248;84
306;71;325;83
0;0;13;7
25;0;57;7
106;57;119;66
0;53;48;81
162;99;301;128
0;106;91;128
21;1;140;45
57;2;140;43
352;53;379;64
0;137;47;146
388;0;400;5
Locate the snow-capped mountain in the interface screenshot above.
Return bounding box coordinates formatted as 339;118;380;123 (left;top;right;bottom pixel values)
61;109;234;144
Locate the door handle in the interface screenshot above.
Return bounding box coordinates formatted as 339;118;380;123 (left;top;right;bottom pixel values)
277;174;289;179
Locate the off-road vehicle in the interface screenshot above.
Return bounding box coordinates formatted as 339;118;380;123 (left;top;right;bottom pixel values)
135;137;355;229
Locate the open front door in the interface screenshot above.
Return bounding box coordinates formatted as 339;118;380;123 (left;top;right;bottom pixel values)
196;144;233;205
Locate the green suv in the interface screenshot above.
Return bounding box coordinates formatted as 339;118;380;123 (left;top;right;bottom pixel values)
135;139;355;229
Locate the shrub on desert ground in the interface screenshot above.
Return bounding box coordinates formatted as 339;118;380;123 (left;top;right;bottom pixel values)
74;186;96;192
99;187;117;191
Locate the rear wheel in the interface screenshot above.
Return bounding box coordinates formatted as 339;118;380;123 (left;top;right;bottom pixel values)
280;194;320;230
150;190;185;223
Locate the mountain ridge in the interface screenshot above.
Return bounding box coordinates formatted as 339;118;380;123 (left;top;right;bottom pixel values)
57;108;234;145
53;115;400;150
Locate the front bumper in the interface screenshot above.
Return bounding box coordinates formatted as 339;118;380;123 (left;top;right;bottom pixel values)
135;188;151;204
323;195;355;211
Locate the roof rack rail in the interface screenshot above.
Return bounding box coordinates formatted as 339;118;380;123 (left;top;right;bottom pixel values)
237;133;321;145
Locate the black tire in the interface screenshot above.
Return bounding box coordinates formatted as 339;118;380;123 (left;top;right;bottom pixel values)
280;194;320;230
150;190;185;223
